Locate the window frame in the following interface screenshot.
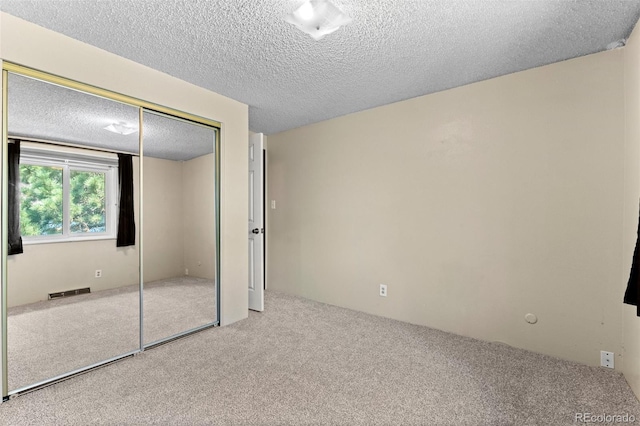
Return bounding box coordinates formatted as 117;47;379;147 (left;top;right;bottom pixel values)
19;145;118;245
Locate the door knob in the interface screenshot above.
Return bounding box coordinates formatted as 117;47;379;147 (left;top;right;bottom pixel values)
251;228;260;234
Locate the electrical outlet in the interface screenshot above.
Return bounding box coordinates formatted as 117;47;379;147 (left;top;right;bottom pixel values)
95;270;102;278
185;268;189;276
601;351;614;368
379;284;387;297
271;200;276;209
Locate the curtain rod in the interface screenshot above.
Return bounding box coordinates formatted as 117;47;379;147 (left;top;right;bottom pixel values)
8;135;140;157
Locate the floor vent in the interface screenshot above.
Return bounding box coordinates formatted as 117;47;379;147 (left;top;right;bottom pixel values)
48;287;91;300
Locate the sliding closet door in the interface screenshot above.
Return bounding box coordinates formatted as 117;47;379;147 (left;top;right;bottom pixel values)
141;110;217;346
5;73;141;392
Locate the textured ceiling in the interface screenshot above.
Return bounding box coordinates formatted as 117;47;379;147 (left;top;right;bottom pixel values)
2;0;640;135
8;73;215;161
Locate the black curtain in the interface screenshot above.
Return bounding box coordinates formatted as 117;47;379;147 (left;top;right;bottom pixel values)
116;153;135;247
8;140;23;255
625;206;640;316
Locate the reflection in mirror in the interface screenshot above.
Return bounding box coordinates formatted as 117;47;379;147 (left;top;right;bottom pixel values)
6;73;140;391
142;110;217;345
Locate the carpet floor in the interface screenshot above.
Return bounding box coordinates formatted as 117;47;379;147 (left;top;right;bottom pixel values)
8;276;216;391
0;290;638;425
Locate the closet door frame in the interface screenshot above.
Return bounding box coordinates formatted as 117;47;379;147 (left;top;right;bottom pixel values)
0;62;222;400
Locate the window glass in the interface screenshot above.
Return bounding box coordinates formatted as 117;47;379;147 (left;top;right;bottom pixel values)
70;170;107;234
19;164;63;236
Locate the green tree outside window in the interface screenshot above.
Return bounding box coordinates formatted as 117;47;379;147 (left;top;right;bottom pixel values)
20;164;63;236
70;170;106;233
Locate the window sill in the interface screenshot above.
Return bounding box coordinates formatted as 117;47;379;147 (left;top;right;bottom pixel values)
22;235;117;246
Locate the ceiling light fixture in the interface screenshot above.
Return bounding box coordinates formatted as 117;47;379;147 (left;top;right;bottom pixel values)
285;0;352;41
103;121;138;135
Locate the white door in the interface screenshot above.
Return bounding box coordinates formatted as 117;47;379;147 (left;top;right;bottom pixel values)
249;133;265;311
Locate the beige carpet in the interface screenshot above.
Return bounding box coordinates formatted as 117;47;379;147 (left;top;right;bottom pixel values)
7;276;216;391
0;290;639;425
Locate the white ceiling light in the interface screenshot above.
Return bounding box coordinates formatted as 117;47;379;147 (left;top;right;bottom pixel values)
103;121;138;135
285;0;352;41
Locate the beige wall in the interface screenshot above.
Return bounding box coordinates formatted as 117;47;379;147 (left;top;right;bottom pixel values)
268;49;626;370
8;240;139;307
623;23;640;398
183;153;216;280
8;153;200;307
8;150;217;306
0;12;249;395
143;156;184;282
7;157;140;307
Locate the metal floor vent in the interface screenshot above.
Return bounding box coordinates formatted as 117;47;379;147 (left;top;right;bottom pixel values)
48;287;91;300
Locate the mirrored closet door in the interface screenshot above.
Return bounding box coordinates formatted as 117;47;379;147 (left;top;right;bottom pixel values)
2;63;221;397
6;73;141;392
142;110;218;346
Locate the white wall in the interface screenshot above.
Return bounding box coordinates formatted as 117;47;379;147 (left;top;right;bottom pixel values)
623;21;640;399
268;49;626;370
0;11;248;396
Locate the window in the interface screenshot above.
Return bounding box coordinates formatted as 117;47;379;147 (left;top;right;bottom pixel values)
19;144;118;243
